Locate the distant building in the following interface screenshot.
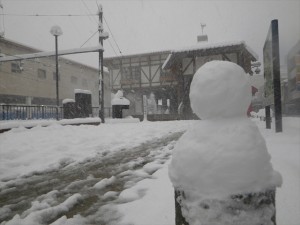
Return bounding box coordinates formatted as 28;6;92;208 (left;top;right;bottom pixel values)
286;40;300;114
104;41;258;119
0;38;111;116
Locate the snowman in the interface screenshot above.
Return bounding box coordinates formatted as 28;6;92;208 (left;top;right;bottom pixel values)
169;61;282;225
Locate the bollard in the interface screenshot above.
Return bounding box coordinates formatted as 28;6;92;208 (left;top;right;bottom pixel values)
174;189;277;225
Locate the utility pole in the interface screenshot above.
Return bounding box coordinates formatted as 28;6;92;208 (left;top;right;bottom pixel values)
98;5;108;123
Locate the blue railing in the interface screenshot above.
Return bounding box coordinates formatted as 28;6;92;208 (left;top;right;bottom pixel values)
0;104;62;120
0;104;111;121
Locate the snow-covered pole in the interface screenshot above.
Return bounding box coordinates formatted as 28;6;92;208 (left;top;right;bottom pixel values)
98;4;109;123
169;61;282;225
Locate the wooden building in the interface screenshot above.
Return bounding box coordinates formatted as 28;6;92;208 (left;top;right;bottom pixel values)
104;41;258;119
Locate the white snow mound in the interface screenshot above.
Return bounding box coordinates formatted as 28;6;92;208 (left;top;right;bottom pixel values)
169;61;282;198
189;60;251;119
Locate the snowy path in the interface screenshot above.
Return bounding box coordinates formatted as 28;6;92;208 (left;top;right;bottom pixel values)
0;131;183;224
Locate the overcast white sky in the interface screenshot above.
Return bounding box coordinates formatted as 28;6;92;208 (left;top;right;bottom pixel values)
1;0;299;70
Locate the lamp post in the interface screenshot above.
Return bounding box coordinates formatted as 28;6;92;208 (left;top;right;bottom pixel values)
50;25;63;120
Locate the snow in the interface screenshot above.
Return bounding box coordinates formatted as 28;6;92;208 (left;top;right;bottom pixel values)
0;119;190;184
162;41;258;70
5;193;82;225
111;90;130;106
74;89;92;95
111;97;130;106
189;61;252;119
173;40;258;60
94;176;116;189
0;118;100;130
62;98;75;104
0;45;103;63
169;61;282;224
117;161;175;225
169;118;282;197
0;117;299;224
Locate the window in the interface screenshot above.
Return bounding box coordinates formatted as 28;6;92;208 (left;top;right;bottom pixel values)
131;66;141;80
122;66;141;81
37;69;46;79
71;76;78;84
11;62;22;73
53;72;60;81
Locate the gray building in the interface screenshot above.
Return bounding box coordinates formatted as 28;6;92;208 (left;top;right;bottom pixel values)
0;38;111;116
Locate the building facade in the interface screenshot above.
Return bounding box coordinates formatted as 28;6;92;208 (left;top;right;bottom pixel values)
0;38;110;114
104;41;258;119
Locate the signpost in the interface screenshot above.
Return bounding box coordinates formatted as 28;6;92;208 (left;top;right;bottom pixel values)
263;19;282;132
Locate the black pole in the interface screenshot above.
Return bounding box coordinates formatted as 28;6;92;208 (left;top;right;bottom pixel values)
265;105;271;129
55;35;59;121
271;20;282;133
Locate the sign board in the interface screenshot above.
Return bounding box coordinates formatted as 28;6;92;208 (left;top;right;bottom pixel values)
263;25;274;106
296;55;300;91
263;20;282;132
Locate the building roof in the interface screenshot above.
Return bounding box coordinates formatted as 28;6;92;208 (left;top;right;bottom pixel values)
162;41;258;70
104;49;171;61
0;38;103;71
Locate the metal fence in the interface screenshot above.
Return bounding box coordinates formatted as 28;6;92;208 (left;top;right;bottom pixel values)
1;104;112;121
0;104;63;120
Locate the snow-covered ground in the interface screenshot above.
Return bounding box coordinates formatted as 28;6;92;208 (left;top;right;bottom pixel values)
0;117;299;225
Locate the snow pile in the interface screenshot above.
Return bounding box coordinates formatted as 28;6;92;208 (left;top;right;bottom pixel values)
62;98;75;104
0;120;191;185
169;61;282;225
94;176;116;189
74;89;92;95
111;90;130;106
0;117;100;130
5;193;82;225
189;60;251;119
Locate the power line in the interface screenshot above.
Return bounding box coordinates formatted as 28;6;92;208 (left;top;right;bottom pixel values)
103;16;123;56
80;30;98;48
81;0;98;25
0;13;97;17
107;38;118;56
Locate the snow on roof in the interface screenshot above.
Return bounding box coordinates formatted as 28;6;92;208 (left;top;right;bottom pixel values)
111;97;130;106
62;99;75;104
162;41;258;70
74;89;92;95
171;41;257;58
0;45;103;62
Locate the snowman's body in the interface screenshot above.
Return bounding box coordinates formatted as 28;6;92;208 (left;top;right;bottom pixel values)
169;61;282;225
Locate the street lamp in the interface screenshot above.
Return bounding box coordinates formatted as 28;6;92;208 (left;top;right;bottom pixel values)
50;25;63;120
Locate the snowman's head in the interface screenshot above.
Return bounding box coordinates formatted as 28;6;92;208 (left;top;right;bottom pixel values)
189;60;251;119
